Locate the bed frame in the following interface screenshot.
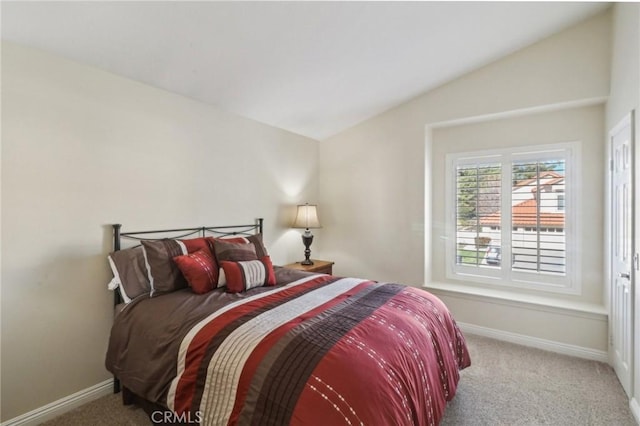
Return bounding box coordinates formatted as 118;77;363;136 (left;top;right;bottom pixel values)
110;218;263;395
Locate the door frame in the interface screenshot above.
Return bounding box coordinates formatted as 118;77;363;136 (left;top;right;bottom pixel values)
606;110;635;395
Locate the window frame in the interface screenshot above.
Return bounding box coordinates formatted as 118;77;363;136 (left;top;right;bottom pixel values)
444;142;581;295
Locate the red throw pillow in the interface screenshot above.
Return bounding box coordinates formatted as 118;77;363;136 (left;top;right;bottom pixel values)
221;256;276;294
173;249;218;294
181;237;214;255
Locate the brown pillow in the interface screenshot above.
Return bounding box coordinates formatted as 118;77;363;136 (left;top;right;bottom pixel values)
216;234;268;258
213;240;258;262
141;239;188;296
107;246;151;303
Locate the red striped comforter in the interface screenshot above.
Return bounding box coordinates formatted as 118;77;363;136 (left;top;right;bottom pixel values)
162;274;470;425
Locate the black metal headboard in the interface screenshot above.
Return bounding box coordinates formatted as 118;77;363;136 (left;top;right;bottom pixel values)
111;218;263;302
113;218;263;250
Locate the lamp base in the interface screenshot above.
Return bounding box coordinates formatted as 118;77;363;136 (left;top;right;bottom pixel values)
301;232;314;266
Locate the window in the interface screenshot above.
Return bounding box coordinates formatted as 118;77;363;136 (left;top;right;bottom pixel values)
445;142;580;294
557;194;565;211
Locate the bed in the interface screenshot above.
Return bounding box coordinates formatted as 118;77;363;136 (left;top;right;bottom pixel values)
105;220;470;425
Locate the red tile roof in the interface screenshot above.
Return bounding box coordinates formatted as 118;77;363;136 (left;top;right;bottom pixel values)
480;199;565;227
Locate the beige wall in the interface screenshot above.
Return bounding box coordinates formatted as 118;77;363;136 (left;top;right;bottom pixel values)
607;3;640;128
0;42;319;421
319;10;611;350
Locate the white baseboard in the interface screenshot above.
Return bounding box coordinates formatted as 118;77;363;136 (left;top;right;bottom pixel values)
1;379;114;426
630;397;640;425
458;321;609;363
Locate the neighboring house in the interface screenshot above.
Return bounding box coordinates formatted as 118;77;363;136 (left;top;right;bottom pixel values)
480;171;565;232
491;172;565;273
460;171;566;272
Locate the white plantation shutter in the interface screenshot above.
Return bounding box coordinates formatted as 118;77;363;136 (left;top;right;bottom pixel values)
454;163;501;266
447;143;579;294
510;159;566;275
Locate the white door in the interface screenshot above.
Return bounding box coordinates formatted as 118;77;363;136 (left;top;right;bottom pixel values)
610;112;634;397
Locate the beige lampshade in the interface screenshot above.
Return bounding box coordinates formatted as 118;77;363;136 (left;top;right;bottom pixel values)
292;204;321;229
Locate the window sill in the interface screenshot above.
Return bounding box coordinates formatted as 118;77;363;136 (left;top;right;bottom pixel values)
424;281;607;319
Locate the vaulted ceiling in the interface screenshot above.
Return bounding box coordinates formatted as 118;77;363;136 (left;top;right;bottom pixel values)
1;1;609;140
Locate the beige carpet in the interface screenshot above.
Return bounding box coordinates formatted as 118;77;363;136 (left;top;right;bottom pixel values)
441;335;636;425
42;334;636;425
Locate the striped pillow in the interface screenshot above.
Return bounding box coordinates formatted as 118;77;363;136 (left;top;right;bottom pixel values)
141;239;188;296
173;249;217;294
213;240;259;287
210;234;269;288
221;256;276;293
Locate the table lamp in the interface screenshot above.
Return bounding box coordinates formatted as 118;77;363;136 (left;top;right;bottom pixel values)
292;203;321;265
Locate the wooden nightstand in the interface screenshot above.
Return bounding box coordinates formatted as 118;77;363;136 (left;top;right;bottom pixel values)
283;260;334;275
